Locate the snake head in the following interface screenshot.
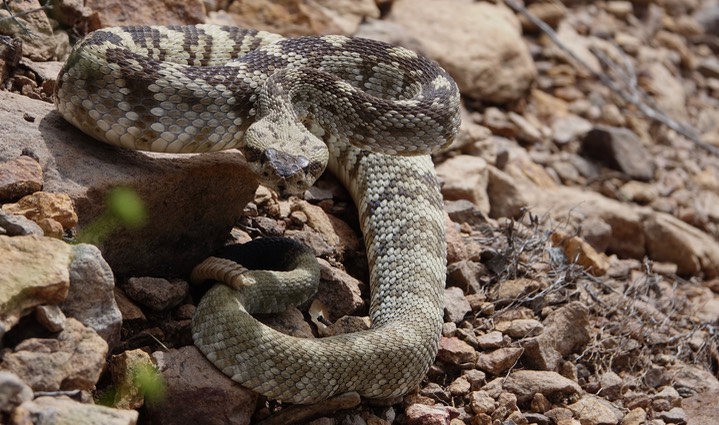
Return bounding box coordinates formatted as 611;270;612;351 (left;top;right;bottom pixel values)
243;116;328;195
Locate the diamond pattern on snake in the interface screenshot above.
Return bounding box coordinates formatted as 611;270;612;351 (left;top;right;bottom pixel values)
55;24;461;404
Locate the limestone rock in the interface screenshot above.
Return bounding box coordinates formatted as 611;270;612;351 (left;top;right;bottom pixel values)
1;318;108;392
0;90;257;276
11;396;138;425
0;155;43;201
0;235;73;336
389;0;536;103
61;243;122;349
149;346;257;425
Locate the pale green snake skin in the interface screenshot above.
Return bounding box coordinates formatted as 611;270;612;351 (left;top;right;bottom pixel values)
55;25;461;404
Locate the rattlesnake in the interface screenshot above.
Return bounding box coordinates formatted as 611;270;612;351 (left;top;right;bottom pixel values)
55;24;461;404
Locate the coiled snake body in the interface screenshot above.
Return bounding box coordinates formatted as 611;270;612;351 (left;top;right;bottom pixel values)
55;25;461;404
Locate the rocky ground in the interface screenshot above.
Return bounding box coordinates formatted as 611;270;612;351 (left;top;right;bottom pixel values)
1;0;719;424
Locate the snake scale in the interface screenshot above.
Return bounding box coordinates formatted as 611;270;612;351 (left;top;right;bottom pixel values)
55;24;461;404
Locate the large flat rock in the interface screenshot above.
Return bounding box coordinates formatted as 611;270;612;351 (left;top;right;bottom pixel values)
0;90;258;276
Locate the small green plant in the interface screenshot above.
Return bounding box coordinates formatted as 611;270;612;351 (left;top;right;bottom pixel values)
75;187;147;245
132;363;166;406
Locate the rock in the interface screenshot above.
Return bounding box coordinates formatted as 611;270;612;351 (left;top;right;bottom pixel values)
470;390;495;414
598;371;624;401
0;371;33;414
34;305;66;333
447;376;471;397
552;114;593;145
551;232;610;276
643;212;719;277
2;191;78;238
446;260;485;295
667;363;719;396
0;235;73;336
0;90;257;276
477;331;504;350
222;0;379;36
0;155;43;201
61;243;122;349
489;278;543;304
315;259;364;322
388;0;535;103
445;200;487;227
640;62;687;119
320;315;370;338
475;347;523;375
580;126;655;181
0;0;57;61
0;211;44;236
436;155;490;212
86;0;205;28
486;166;528;219
294;200;360;255
531;392;551;413
1;318;108;392
521;302;590;370
11;396;138;425
501;371;582;404
444;287;471;323
114;287;146;323
495;319;544;338
567;395;623;425
579;217;612;253
656;407;687;424
437;337;478;365
683;391;719;425
149;346;257;425
405;403;453;425
109;349;155;410
125;277;189;311
620;408;647;425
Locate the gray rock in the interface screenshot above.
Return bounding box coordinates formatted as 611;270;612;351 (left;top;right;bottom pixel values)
12;396;138;425
444;286;471;323
316;258;364;322
580;126;655;181
61;244;122;349
149;346;257;425
0;211;44;236
0;371;33;414
0;90;257;276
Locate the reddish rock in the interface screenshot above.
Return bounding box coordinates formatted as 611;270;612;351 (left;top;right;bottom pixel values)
437;336;478;365
0;155;42;201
